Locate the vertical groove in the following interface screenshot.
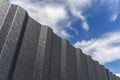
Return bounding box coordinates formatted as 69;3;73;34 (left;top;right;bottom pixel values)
7;12;28;80
0;4;17;53
12;17;41;80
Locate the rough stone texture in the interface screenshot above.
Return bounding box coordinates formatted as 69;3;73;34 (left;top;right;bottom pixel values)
0;0;9;28
0;4;18;53
0;6;28;80
32;25;53;80
12;17;41;80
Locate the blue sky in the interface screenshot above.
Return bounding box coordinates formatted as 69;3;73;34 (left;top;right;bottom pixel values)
8;0;120;76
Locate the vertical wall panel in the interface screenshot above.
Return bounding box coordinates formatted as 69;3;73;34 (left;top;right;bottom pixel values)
66;43;77;80
94;61;102;80
76;48;82;80
117;77;119;80
49;34;61;80
118;77;120;80
112;73;114;80
76;49;89;80
12;17;41;80
0;4;18;53
32;26;53;80
110;72;113;80
61;39;68;80
114;75;116;80
0;6;28;80
106;69;112;80
116;77;118;80
87;56;97;80
101;65;108;80
115;76;117;80
81;53;89;80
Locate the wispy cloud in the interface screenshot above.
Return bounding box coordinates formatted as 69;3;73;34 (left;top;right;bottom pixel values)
67;0;91;31
100;0;120;22
74;31;120;64
110;13;118;22
108;0;119;22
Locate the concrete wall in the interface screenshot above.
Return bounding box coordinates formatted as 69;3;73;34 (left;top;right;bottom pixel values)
0;1;120;80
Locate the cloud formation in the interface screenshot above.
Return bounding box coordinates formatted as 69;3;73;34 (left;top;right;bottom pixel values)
8;0;120;39
74;31;120;64
116;73;120;78
108;0;119;22
8;0;92;39
100;0;120;22
9;0;71;39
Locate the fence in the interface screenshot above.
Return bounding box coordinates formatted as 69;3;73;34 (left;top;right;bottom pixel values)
0;1;120;80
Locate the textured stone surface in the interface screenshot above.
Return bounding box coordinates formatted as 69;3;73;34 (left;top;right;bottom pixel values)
0;0;9;28
12;17;41;80
32;26;53;80
0;4;18;53
0;6;28;80
49;34;61;80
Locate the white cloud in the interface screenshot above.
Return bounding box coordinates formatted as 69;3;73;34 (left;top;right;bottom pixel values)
110;13;118;22
82;22;89;31
68;0;91;8
8;0;92;38
8;0;120;39
74;31;120;64
67;0;90;31
109;0;119;22
116;73;120;78
9;0;71;39
60;30;71;39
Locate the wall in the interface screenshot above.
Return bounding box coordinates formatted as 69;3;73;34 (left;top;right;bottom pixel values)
0;1;120;80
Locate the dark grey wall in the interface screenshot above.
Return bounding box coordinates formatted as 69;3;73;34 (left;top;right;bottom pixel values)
0;1;120;80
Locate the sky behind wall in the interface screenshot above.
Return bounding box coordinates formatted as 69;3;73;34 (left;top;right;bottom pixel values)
7;0;120;76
